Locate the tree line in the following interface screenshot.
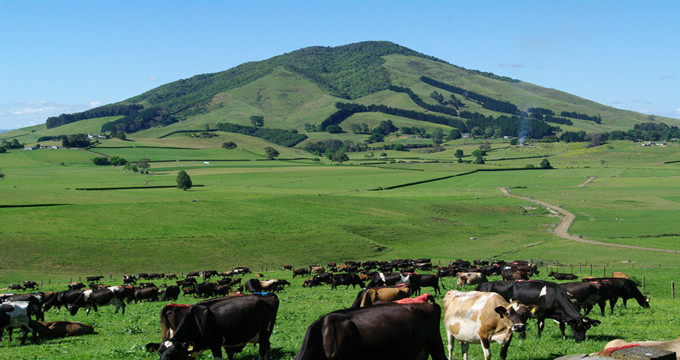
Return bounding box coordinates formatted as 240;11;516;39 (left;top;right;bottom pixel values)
101;107;178;134
46;104;143;129
216;123;307;147
560;122;680;143
420;76;519;114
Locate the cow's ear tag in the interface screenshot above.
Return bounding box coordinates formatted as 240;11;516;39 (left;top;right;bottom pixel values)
530;307;536;315
187;344;194;352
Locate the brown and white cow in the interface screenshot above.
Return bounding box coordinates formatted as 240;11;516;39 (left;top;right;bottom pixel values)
456;272;488;290
443;290;532;360
351;285;411;308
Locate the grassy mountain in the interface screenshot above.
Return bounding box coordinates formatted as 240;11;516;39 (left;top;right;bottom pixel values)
4;41;679;147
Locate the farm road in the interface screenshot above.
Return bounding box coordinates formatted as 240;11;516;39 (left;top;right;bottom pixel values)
499;187;678;253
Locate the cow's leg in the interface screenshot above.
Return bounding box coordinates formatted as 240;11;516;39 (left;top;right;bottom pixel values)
609;297;618;314
446;331;455;360
597;299;606;316
19;326;29;345
536;317;545;339
480;338;492;360
559;321;567;340
499;339;512;360
460;341;469;360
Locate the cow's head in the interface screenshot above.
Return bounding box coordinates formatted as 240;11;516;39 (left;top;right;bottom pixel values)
569;317;600;343
158;340;194;360
494;301;532;336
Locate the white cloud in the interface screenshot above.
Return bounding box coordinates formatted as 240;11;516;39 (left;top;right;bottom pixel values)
89;101;101;108
676;107;680;115
0;100;94;129
148;76;159;82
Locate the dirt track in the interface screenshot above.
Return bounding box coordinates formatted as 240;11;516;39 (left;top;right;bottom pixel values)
499;187;678;253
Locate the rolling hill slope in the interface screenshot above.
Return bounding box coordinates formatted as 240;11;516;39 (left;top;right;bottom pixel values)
3;41;678;148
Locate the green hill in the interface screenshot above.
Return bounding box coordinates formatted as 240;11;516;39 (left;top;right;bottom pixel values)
3;41;679;148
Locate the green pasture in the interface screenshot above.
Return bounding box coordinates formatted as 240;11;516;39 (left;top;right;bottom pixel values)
2;139;680;359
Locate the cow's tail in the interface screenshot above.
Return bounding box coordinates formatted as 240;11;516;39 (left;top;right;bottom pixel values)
440;275;447;291
295;316;329;360
350;289;366;309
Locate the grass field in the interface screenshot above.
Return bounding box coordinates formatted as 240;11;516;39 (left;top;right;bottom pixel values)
1;137;680;359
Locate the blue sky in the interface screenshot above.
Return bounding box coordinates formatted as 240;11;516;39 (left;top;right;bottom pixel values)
1;0;678;129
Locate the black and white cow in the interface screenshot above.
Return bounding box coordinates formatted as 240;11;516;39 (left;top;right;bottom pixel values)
69;286;128;316
0;301;38;345
477;280;600;342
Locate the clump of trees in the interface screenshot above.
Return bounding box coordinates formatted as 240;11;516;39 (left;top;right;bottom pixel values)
62;134;92;148
222;141;237;149
264;147;279;160
0;139;23;152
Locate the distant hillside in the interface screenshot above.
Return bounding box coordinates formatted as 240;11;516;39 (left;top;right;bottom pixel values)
5;41;680;147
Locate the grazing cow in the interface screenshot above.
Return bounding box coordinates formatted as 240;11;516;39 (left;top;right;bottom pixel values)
582;277;649;314
22;281;38;289
364;272;403;289
186;271;200;278
282;265;293;270
420;274;442;295
196;282;217;298
295;302;446;360
443;290;532;360
134;287;159;303
601;337;680;358
612;271;630;279
501;268;529;281
158;294;279;360
311;272;333;285
161;286;180;301
232;266;251;275
292;268;310;278
69;286;129;316
213;285;233;296
260;279;290;292
559;282;602;315
477;280;600;342
164;273;178;280
177;278;198;288
86;275;104;283
43;290;83;312
123;275;137;284
68;282;86;291
139;282;157;288
202;270;219;280
351;285;411;308
309;265;325;274
548;271;579;280
331;273;364;290
0;301;37;345
456;272;488;290
33;321;94;338
8;284;23;291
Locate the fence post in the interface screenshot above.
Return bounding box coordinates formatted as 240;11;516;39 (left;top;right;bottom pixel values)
590;264;593;276
672;282;675;299
642;276;645;293
579;263;582;273
570;265;573;274
603;266;606;277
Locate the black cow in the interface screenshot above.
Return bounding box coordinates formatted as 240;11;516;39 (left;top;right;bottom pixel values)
43;290;83;312
292;268;310;278
295;302;446;360
582;277;649;314
331;273;364;290
312;272;333;285
548;271;579;280
196;282;217;298
158;294;279;360
161;286;181;301
134;287;159;303
86;275;104;283
560;282;601;315
22;281;38;289
420;274;441;295
244;279;262;293
477;280;600;342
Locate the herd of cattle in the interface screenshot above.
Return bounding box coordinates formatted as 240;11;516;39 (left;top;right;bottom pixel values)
0;258;658;359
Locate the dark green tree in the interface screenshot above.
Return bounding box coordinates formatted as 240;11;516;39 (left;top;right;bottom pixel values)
326;125;343;133
431;128;444;147
474;155;485;164
331;152;349;164
454;149;464;159
265;147;280;160
480;141;491;151
222;141;237;149
250;115;264;127
540;158;553;169
176;170;192;190
137;157;151;173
